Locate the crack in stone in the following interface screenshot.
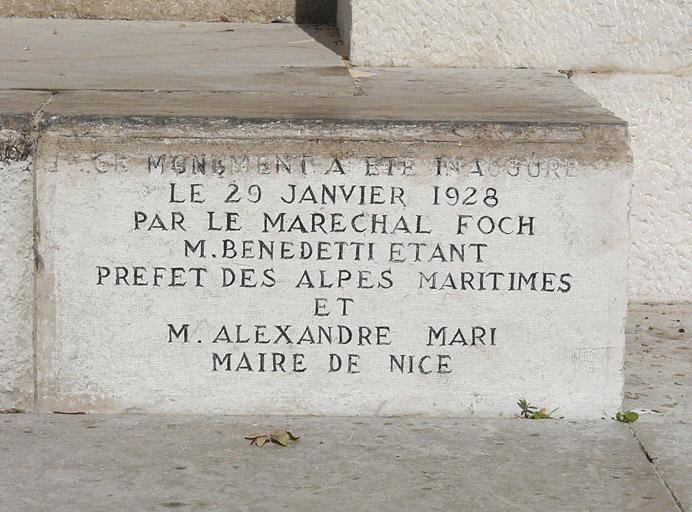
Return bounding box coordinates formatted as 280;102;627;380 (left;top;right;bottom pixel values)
630;425;685;512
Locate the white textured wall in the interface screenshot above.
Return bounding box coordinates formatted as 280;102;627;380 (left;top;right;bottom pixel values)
339;0;692;301
573;74;691;302
340;0;690;71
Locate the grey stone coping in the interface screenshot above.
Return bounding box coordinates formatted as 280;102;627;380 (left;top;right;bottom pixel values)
0;18;625;129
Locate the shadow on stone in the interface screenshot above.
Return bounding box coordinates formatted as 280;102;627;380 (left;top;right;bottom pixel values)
293;0;343;58
294;0;336;24
297;23;346;58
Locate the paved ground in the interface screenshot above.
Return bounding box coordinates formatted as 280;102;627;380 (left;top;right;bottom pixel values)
0;302;689;511
0;414;680;512
624;303;691;511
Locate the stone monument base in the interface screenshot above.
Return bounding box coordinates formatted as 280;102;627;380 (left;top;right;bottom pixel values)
0;19;632;417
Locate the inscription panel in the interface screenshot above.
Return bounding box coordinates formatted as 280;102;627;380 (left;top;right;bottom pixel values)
36;144;630;417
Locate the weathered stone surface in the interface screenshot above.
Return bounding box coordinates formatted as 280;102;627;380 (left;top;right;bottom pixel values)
633;422;692;511
40;69;620;124
573;73;692;302
0;91;52;411
0;0;336;23
0;19;347;93
338;0;691;73
624;302;691;421
624;302;691;510
32;69;631;416
0;414;680;511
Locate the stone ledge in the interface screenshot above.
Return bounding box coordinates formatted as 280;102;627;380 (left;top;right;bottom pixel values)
0;20;624;129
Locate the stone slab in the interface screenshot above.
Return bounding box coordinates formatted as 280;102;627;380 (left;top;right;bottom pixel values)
0;0;336;23
0;90;52;117
0;90;52;411
0;414;679;512
0;19;348;94
34;111;630;417
0;17;620;127
573;73;692;302
338;0;691;73
37;69;622;126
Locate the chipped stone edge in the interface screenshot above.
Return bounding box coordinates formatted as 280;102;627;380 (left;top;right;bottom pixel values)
40;114;632;166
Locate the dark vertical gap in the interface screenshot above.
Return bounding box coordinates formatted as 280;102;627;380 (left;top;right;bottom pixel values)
294;0;336;24
294;0;346;60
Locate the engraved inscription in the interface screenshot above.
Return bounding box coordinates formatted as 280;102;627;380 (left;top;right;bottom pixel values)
82;154;577;378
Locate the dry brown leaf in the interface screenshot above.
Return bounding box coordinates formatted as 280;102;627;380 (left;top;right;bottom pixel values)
270;430;290;446
246;435;270;447
247;429;300;447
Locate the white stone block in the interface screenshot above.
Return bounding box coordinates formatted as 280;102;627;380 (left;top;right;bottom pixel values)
34;74;632;416
573;73;692;302
339;0;690;72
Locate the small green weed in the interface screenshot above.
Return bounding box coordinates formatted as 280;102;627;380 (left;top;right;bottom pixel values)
615;411;639;423
517;399;559;420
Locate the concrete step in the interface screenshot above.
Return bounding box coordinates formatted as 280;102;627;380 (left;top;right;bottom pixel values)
0;413;681;512
0;0;337;23
0;19;633;418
